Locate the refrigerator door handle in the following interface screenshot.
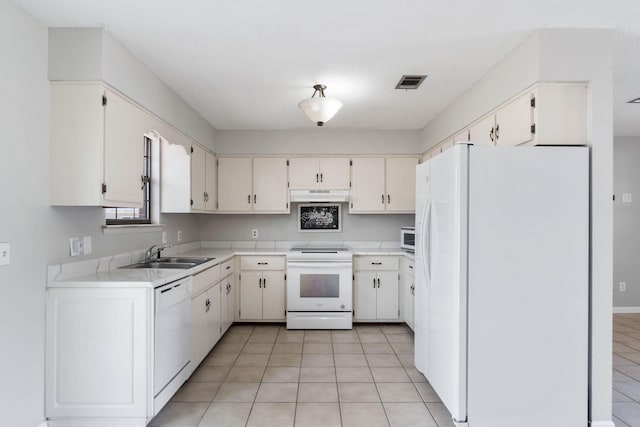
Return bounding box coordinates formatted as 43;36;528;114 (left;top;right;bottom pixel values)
419;197;432;284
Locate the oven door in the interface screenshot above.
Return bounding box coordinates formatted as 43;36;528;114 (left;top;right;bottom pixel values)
286;261;352;312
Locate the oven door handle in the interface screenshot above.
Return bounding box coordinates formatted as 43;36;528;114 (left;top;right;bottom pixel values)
286;261;353;269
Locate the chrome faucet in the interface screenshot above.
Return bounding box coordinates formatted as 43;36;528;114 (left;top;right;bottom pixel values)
144;244;173;262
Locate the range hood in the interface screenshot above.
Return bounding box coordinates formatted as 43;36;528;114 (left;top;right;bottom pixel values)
290;189;350;203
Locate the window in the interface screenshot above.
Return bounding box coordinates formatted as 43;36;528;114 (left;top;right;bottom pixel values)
105;136;152;224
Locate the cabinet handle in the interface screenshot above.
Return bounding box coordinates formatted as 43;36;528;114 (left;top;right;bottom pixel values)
254;194;257;203
316;173;319;183
257;262;268;265
409;265;414;269
259;278;262;288
140;175;145;190
371;262;382;265
373;278;376;288
387;194;390;204
377;278;381;288
489;127;495;142
248;195;251;204
320;173;323;182
263;278;266;288
494;123;500;140
226;265;231;270
381;194;385;204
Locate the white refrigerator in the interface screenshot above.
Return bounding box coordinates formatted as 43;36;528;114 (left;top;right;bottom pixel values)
414;143;588;427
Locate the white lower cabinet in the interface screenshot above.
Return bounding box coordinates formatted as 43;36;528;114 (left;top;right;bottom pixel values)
239;256;286;321
220;259;236;334
46;287;152;424
353;256;400;321
191;283;221;371
404;259;415;331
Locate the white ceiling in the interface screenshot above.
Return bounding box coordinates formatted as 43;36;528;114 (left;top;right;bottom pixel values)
12;0;640;134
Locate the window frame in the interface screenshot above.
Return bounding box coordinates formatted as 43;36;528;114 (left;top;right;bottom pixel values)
105;136;152;225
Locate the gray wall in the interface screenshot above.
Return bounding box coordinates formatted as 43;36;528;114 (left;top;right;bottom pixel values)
199;208;413;242
0;5;204;425
614;137;640;308
215;130;420;155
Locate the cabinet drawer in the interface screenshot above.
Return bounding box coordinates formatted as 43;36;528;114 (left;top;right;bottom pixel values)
193;264;221;296
354;256;399;271
221;259;234;277
240;256;285;271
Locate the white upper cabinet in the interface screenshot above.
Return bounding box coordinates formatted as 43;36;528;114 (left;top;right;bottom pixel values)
253;157;288;212
350;158;386;212
289;157;350;190
218;157;253;212
385;157;419;212
50;83;149;207
218;157;289;213
161;139;216;214
190;144;207;211
468;114;497;146
494;91;534;147
427;82;587;152
350;157;419;214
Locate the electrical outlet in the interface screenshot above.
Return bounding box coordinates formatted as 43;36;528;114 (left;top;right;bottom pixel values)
251;229;258;239
162;231;167;244
177;230;182;242
623;193;633;203
620;282;627;292
0;242;10;266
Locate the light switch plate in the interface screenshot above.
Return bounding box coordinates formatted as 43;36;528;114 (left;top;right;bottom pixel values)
177;230;182;242
0;242;10;266
623;193;633;203
83;236;92;255
162;231;167;244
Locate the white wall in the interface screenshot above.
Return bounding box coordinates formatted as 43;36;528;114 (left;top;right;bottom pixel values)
49;28;216;151
417;28;614;426
0;4;206;425
215;129;420;155
614;137;640;308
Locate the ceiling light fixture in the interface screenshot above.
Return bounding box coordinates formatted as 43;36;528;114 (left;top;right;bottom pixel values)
298;84;343;126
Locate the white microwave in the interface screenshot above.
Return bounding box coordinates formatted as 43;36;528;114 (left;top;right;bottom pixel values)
401;227;415;252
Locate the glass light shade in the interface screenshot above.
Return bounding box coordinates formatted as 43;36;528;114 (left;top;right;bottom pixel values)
298;96;343;126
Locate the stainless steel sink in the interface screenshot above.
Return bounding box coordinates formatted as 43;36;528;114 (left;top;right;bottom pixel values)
156;257;215;265
121;261;197;269
120;256;215;270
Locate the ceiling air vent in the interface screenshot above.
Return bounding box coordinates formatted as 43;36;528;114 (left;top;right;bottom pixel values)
395;75;427;90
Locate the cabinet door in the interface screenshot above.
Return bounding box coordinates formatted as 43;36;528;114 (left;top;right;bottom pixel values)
495;92;534;147
319;158;351;190
191;292;209;369
468;114;496;146
103;89;147;206
220;278;233;333
262;271;286;320
208;285;221;348
354;272;378;320
386;157;418;212
376;271;399;320
46;288;150;418
350;158;385;212
191;144;207;210
218;157;252;212
205;151;217;211
253;157;289;212
289;158;319;189
240;271;263;319
227;276;235;327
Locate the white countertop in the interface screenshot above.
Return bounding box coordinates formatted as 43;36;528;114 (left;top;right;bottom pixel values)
47;242;416;288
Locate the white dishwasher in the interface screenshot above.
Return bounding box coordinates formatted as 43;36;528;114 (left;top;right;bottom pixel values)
154;276;192;414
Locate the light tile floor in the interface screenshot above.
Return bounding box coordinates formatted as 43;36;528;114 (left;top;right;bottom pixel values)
613;313;640;426
151;324;454;427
